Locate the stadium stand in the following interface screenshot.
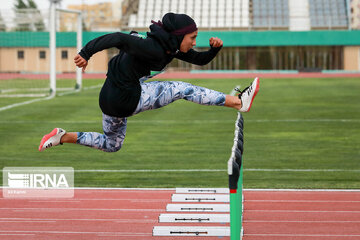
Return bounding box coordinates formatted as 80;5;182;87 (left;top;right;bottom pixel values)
288;0;310;31
126;0;250;30
124;0;350;31
252;0;289;29
309;0;349;29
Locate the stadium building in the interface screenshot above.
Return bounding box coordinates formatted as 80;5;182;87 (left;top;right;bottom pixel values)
0;0;360;73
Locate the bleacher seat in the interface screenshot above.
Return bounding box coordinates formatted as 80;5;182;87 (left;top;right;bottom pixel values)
186;0;194;15
309;0;348;29
128;14;137;28
179;0;186;13
170;0;178;12
252;0;289;29
127;0;281;30
162;0;169;16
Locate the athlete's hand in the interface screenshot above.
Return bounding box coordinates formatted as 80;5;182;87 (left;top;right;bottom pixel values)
74;54;88;72
209;37;223;48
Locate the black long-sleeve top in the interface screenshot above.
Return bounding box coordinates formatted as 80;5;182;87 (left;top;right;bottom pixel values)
79;31;222;118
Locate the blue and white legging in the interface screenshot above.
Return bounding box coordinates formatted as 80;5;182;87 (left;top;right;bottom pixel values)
77;81;226;152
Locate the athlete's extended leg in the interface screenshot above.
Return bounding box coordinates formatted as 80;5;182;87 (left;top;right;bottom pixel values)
132;81;228;115
132;78;259;115
39;113;127;152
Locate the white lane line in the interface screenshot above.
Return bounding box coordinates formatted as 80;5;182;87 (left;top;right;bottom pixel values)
246;200;360;203
248;210;360;213
7;168;349;173
29;200;81;203
0;207;164;212
8;209;355;214
0;84;101;112
246;220;360;223
0;94;48;98
1;219;156;224
245;189;360;192
76;168;360;173
246;169;360;172
0;234;35;236
98;234;151;237
57;84;102;97
0;119;359;124
0;218;153;221
1;168;360;173
1;187;360;191
0;95;53;112
0;230;150;236
0;220;56;223
27;199;170;202
75;169;225;172
245;234;360;237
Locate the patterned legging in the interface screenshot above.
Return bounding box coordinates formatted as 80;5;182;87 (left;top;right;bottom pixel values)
77;81;226;152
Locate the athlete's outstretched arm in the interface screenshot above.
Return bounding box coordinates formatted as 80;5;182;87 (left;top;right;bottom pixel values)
175;37;223;65
78;32;164;62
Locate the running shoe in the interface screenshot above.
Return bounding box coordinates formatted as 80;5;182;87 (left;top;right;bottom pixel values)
237;77;260;112
38;128;66;152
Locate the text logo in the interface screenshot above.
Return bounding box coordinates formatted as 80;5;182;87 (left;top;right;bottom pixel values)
3;167;74;198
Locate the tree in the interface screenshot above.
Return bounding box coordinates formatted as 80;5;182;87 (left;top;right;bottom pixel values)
0;13;6;32
14;0;31;31
13;0;46;31
27;0;45;31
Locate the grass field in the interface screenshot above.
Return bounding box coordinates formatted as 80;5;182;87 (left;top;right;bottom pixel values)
0;77;359;189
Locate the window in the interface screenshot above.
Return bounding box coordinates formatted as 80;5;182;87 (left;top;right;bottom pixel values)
61;50;68;59
17;50;24;59
39;50;46;59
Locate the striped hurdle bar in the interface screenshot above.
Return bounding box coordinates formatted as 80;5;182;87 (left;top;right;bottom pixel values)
153;113;245;238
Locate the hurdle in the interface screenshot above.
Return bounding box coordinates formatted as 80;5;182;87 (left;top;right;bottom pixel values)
153;112;244;239
228;112;244;240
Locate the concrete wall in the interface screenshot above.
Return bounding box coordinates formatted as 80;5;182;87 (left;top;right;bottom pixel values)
344;46;360;71
0;47;108;73
1;46;359;72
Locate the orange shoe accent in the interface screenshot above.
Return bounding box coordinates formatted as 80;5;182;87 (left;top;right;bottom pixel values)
38;128;57;152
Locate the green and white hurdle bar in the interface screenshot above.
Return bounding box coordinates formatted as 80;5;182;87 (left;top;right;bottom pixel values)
153;113;244;239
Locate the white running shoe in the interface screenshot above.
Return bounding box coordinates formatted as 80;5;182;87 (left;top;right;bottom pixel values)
237;77;260;112
38;128;66;152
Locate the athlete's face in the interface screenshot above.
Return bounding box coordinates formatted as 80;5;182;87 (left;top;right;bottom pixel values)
180;30;198;53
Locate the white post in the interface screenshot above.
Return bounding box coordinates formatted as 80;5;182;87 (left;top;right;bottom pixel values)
56;8;83;91
49;1;56;96
76;12;83;90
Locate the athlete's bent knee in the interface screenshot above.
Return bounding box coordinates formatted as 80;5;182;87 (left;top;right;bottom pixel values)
102;144;122;153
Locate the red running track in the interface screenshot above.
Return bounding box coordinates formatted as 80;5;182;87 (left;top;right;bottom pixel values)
244;190;360;240
0;188;360;240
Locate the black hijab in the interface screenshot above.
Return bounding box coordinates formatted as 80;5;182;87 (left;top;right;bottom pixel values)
147;12;198;54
